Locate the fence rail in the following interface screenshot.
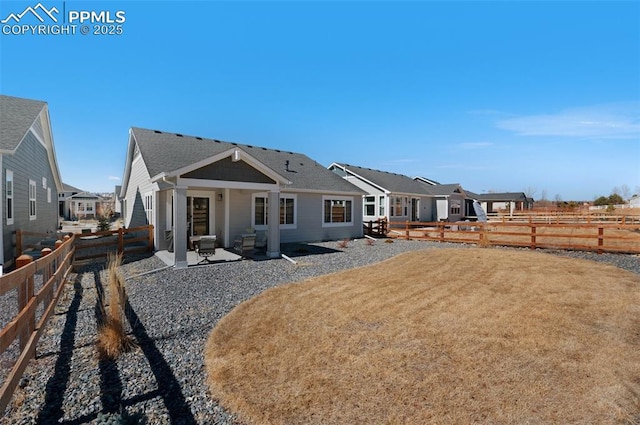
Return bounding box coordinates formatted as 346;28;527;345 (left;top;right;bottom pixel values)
73;225;154;262
2;225;154;412
388;221;640;254
0;235;75;412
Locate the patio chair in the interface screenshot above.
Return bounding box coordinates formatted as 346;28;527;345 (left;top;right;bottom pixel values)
196;235;217;264
234;233;256;257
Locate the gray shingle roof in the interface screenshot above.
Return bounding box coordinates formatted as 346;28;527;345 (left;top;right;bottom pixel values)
420;182;464;196
131;127;363;193
0;94;46;151
477;192;527;201
62;183;83;193
334;163;432;195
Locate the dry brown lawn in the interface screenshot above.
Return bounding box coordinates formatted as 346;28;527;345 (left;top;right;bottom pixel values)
205;248;640;424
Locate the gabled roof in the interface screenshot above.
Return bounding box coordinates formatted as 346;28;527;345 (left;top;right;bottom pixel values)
421;183;466;197
0;94;63;192
67;191;102;200
125;128;363;194
62;183;83;193
330;163;432;195
0;94;46;151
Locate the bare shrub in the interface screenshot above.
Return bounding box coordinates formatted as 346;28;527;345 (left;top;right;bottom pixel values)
97;254;135;359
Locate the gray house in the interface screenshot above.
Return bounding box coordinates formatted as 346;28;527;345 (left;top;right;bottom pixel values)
414;177;469;222
328;163;436;223
0;95;63;269
120;128;365;268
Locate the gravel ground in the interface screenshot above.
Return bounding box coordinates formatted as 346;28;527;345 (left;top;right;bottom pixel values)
2;239;639;424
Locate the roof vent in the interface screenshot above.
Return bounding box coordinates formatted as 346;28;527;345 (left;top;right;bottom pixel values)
154;130;162;134
262;147;267;150
247;145;253;148
214;140;221;143
176;134;183;137
196;136;203;140
232;142;238;146
285;160;290;171
275;149;281;153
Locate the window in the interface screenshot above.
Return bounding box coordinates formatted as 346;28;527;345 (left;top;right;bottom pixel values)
323;196;353;226
280;197;295;226
379;196;385;216
47;187;51;203
144;193;153;224
364;196;375;216
254;196;267;226
42;177;47;189
86;203;94;212
77;202;85;212
450;202;461;215
29;180;36;220
389;196;408;217
252;193;297;229
6;170;13;225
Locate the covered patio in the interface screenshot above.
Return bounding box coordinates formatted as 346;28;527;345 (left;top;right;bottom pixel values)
155;248;243;267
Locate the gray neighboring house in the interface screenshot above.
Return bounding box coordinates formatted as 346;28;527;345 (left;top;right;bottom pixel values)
0;94;63;269
414;177;470;222
120;127;365;268
58;183;82;219
328;163;436;223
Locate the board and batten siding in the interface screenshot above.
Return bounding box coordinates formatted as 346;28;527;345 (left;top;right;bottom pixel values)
2;129;59;266
124;150;157;228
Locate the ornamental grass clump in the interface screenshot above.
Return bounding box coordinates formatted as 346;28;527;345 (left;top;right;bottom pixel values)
97;254;135;359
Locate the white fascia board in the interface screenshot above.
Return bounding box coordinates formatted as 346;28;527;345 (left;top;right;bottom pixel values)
120;130;136;196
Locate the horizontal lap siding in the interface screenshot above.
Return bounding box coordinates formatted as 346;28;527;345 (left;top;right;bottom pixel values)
3;130;59;265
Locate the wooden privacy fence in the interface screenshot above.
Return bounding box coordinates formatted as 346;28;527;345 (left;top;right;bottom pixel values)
0;235;75;412
389;221;640;254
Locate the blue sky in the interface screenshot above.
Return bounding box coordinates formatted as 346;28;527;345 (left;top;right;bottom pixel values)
1;0;638;201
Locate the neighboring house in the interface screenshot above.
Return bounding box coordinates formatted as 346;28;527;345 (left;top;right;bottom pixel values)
475;192;534;214
58;183;81;217
0;94;64;269
629;195;640;208
114;185;122;216
66;192;103;219
59;183;108;220
328;163;436;223
414;177;469;222
120;127;365;268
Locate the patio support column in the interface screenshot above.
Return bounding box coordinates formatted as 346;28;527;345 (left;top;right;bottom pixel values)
173;185;188;268
266;189;280;258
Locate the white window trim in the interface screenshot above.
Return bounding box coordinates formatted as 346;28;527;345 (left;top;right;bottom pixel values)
29;179;37;220
144;192;153;225
363;195;376;218
252;192;297;230
6;170;13;225
322;195;354;228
